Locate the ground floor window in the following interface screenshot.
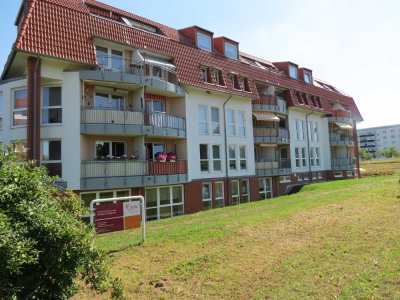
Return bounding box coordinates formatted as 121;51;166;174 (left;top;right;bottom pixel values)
259;177;272;200
202;183;212;210
215;182;224;208
318;172;323;179
231;180;240;205
279;175;291;183
241;180;250;203
334;171;343;178
145;185;184;221
346;171;353;177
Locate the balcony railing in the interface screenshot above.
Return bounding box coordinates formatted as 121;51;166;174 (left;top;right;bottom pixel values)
330;133;355;146
255;159;292;176
146;112;186;131
331;158;355;171
97;56;178;85
252;95;287;114
253;127;290;144
81;160;187;178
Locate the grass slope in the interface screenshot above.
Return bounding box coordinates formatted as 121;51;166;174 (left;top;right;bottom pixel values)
360;158;400;177
75;176;400;299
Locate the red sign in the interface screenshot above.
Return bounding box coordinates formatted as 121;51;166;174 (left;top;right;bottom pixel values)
95;217;124;234
95;203;123;220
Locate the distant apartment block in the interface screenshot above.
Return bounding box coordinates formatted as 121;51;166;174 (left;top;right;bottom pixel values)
0;0;363;220
357;124;400;156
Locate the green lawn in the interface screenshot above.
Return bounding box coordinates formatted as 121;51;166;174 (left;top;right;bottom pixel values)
74;175;400;299
360;158;400;177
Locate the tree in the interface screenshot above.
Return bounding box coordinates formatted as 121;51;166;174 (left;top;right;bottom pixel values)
0;145;123;299
378;147;400;159
358;148;373;161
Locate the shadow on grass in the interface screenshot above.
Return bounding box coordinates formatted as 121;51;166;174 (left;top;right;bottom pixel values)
107;241;144;255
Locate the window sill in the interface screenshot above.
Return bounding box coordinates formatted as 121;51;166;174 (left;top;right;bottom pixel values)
41;123;62;127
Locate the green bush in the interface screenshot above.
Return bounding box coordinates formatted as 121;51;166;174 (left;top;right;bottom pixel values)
0;145;124;299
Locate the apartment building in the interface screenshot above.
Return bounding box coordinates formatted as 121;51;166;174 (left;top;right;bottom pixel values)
358;124;400;156
0;0;363;220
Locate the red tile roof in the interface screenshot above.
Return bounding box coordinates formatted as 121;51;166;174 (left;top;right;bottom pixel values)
9;0;362;120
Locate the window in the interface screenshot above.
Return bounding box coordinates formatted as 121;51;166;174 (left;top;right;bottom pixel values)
297;174;303;181
0;92;3;130
211;107;220;134
200;66;212;83
312;122;318;141
303;173;309;181
295;147;300;168
304;71;312;84
279;176;291;183
145;186;184;221
301;147;307;167
295;120;305;140
11;140;27;161
111;50;123;71
289;65;298;79
145;143;166;160
96;46;123;71
229;73;241;89
225;43;238;60
202;183;212;210
259;178;272;199
315;148;320;167
147;100;165;112
200;144;209;172
227;110;235;136
241;180;250;203
96;46;108;67
212;145;222;171
240;77;251;92
214;69;225;86
346;171;353;177
239;145;247;170
310;147;315;167
198;105;208;134
95;93;125;110
42;140;62;177
307;121;312;141
312;173;317;180
237;111;246;137
231;180;240;205
96;141;125;159
228;145;236;171
197;32;212;52
215;182;224;208
42;87;62;124
318;172;323;179
13;89;27;126
334;171;343;178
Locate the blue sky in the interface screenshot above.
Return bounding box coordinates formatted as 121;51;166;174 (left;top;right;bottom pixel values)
1;0;399;129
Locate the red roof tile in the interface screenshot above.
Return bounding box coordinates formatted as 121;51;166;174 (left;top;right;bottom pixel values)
10;0;362;120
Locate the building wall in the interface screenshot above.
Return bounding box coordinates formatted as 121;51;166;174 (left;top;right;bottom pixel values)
358;124;400;155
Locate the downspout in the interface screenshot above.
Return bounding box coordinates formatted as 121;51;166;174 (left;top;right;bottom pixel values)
33;55;40;163
223;94;233;206
305;111;314;182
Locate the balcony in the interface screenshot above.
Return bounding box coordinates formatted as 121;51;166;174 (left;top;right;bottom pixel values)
255;159;292;176
81;160;188;190
81;107;186;137
253;127;290;144
330;133;355;146
79;57;185;96
328;110;353;125
331;158;355;171
252;95;288;115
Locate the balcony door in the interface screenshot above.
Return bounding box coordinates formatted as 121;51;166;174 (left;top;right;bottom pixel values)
95;93;125;110
259;178;273;200
146;100;166;127
145;143;166;161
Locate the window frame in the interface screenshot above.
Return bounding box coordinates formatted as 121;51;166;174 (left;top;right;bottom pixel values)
239;145;247;170
202;182;212;210
212;144;222;172
197;32;212;52
231;180;240;205
289;65;298;79
295;147;300;168
259;177;273;200
145;185;184;221
198;105;209;135
226;109;236;136
215;182;225;208
214;69;225;86
228;144;237;171
225;42;238;60
241;179;250;203
279;175;291;183
41;139;62;177
304;71;312;84
42;86;62;124
301;147;307;167
237;111;246;137
95;141;126;159
199;144;210;172
12;88;28;127
211;107;220;135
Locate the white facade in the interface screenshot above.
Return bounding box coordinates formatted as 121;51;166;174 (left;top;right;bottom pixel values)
358;124;400;154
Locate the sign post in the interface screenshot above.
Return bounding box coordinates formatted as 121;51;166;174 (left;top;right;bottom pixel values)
90;196;146;242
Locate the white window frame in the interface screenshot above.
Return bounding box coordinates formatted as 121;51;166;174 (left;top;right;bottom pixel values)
304;71;312;83
95;141;126;159
215;182;224;208
334;171;343;178
226;109;236;136
197;32;212;52
214;69;225;86
301;147;307;167
225;42;238;60
241;179;250;203
289;65;298;79
200;66;209;83
42;86;62;125
41;139;62;177
346;171;353;177
303;173;309;181
279;176;291;183
318;172;323;179
307;121;312;141
145;185;184;221
202;182;212;210
228;145;237;171
295;147;300;168
199;144;209;172
212;144;222;172
211;107;220;135
313;122;319;141
259;178;273;199
237;111;246;137
231;180;240;205
297;174;303;181
96;46;124;71
80;189;131;207
310;147;315;167
315;148;320;167
198;105;208;135
239;145;247;170
12;88;28;127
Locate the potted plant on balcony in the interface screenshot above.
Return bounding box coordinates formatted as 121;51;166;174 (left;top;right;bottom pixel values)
167;152;177;162
155;152;168;162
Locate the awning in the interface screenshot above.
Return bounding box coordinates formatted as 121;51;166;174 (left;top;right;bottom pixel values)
144;57;176;70
253;111;280;122
334;122;353;129
259;144;278;147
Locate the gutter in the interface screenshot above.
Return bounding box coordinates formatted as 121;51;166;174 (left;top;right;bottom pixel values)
305;111;314;182
223;93;233;205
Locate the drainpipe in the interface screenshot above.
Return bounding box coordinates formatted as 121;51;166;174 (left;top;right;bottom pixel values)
33;55;40;163
305;111;314;182
223;94;233;206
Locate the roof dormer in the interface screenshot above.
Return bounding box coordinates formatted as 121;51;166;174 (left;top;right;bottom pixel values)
273;62;299;79
179;26;214;52
299;68;313;84
213;37;239;60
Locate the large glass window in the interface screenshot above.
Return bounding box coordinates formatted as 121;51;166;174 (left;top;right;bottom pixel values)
212;145;222;171
315;148;320;167
237;111;245;137
198;105;208;134
289;65;298;79
42;87;62;124
145;186;184;221
310;147;315;167
111;50;123;71
301;147;307;167
95;93;125;110
96;141;125;159
259;178;272;200
295;147;300;168
13;89;27;126
215;182;224;208
231;180;240;205
145;143;166;160
241;180;250;203
42;140;62;177
211;107;220;134
202;183;212;210
147;100;165;112
228;145;236;171
197;32;212;52
200;144;209;172
239;145;247;170
225;43;238;60
227;110;235;136
96;46;108;66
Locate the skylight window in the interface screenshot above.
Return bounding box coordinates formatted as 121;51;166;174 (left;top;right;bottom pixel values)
225;43;238;60
122;17;157;33
197;32;212;52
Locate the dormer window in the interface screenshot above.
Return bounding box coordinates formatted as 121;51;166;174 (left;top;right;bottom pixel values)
225;43;238;60
229;73;241;90
200;66;212;84
304;71;313;84
240;77;251;92
197;32;212;52
214;69;225;86
289;65;298;79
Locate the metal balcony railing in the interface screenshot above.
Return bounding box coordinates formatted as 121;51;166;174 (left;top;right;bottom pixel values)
255;158;292;176
329;133;355;145
252;95;287;114
253;127;290;141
